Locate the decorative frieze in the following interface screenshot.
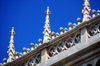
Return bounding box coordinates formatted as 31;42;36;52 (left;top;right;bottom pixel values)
48;31;81;57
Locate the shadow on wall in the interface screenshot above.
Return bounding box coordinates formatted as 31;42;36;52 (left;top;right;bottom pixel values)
96;59;100;66
86;59;100;66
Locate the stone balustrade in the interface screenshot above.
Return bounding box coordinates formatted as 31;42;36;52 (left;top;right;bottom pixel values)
3;12;100;66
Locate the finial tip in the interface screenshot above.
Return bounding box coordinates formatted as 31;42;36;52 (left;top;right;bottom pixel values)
47;6;49;9
11;27;14;31
45;6;50;15
12;27;14;29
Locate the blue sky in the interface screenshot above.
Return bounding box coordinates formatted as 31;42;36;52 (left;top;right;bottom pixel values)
0;0;100;63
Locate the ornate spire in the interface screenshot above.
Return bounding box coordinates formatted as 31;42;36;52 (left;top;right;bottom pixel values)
82;0;91;22
7;27;15;62
43;6;51;43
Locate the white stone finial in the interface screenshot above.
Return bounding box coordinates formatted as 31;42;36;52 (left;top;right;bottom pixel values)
73;23;76;28
38;38;42;45
35;44;38;49
68;22;72;30
97;10;100;15
7;27;15;62
43;6;51;43
23;47;27;54
19;52;22;57
30;43;35;50
45;6;50;15
51;32;55;39
92;10;96;17
9;27;15;43
77;18;81;25
60;27;64;35
3;58;7;64
82;0;91;22
27;48;30;53
56;32;59;37
15;52;19;59
64;28;68;33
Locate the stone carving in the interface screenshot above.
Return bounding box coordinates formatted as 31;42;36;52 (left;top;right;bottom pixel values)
48;32;81;57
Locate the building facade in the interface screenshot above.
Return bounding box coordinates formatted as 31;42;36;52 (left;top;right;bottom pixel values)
0;0;100;66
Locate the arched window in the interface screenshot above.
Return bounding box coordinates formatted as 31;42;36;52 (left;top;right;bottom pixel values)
87;64;92;66
96;59;100;66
